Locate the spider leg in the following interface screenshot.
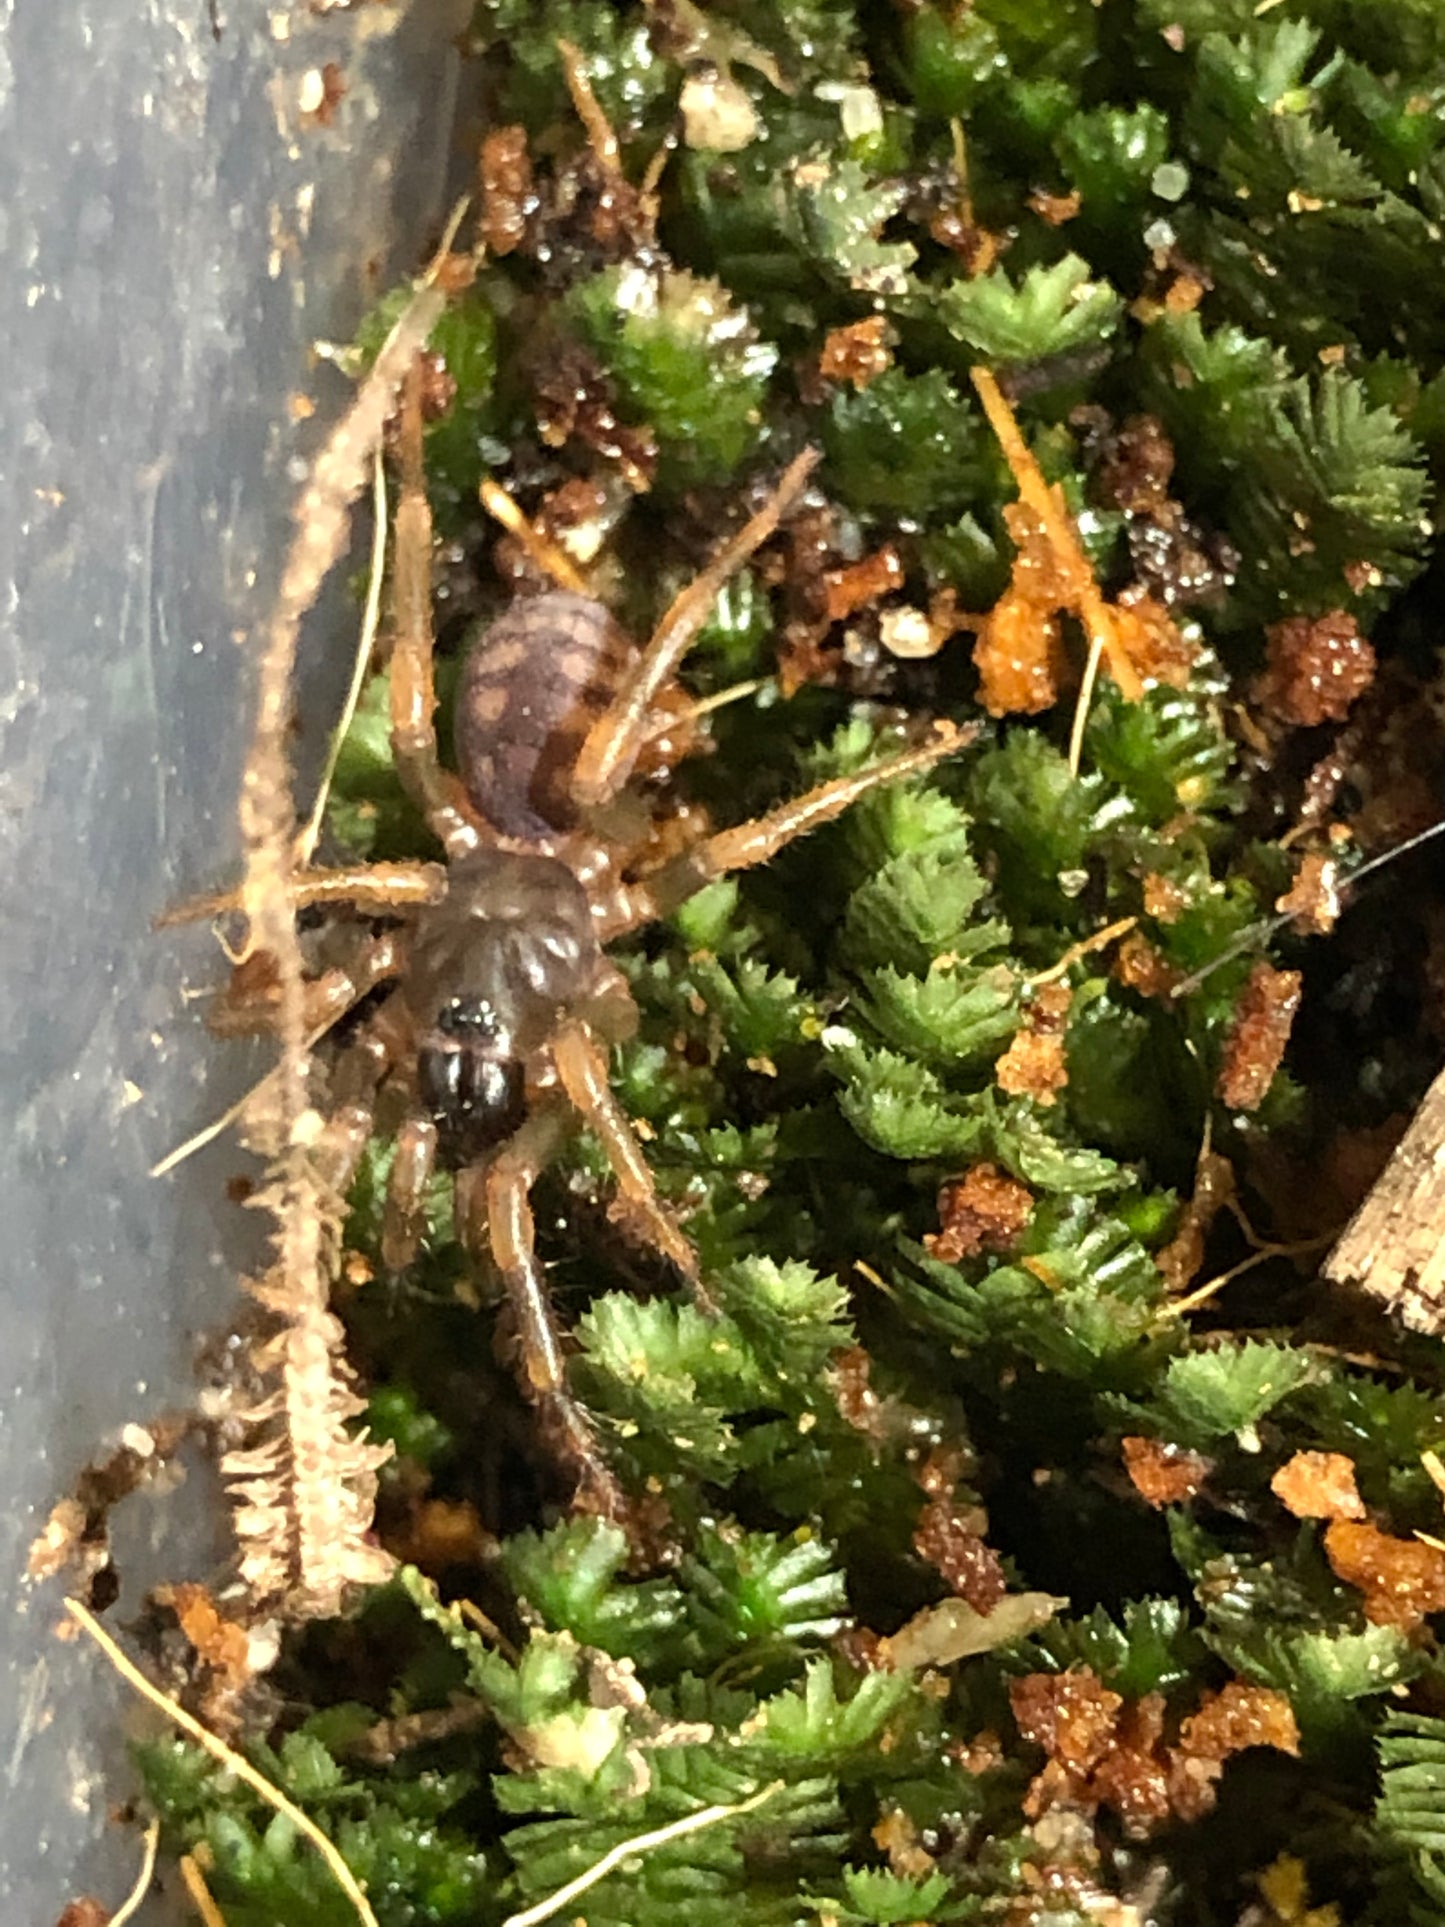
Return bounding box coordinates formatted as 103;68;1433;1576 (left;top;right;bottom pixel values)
207;927;407;1040
389;360;490;861
156;860;446;929
612;719;979;929
571;448;820;809
472;1104;624;1514
315;1102;380;1198
549;1018;711;1308
381;1115;439;1275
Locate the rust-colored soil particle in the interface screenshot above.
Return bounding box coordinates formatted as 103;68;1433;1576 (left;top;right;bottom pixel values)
1111;585;1194;689
1257;610;1377;727
1270;1450;1365;1522
1275;849;1342;935
1324;1518;1445;1630
1010;1668;1123;1774
973;587;1067;717
1142;872;1188;923
997;984;1073;1106
914;1493;1008;1613
1177;1681;1301;1763
823;545;905;624
1216;960;1302;1112
1113;930;1180;1000
1122;1435;1213;1507
480;125;534;256
817;315;893;389
925;1162;1035;1263
1011;1668;1299;1838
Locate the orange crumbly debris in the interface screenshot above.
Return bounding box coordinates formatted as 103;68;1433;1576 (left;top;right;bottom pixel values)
997;982;1072;1106
56;1904;110;1927
1027;187;1083;226
1178;1681;1301;1764
1011;1669;1124;1776
1256;611;1377;728
1122;1435;1213;1507
972;582;1068;717
1114;929;1181;1000
823;544;905;623
1142;872;1189;923
818;315;894;389
1271;1450;1365;1522
968;367;1157;716
1088;1696;1175;1836
950;1729;1006;1776
1275;850;1342;936
914;1493;1008;1614
392;1496;492;1574
997;1028;1069;1104
1011;1668;1299;1839
873;1806;938;1879
926;1162;1035;1263
1155;1146;1235;1293
830;1344;888;1441
1111;585;1195;688
480;125;533;256
1324;1519;1445;1630
156;1581;252;1683
1216;961;1302;1112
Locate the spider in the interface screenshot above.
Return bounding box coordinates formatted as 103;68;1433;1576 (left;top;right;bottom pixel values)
193;363;973;1511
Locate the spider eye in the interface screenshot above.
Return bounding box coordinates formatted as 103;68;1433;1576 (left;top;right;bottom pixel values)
418;1013;526;1164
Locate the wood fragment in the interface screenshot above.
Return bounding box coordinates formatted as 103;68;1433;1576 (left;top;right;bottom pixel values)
1325;1061;1445;1331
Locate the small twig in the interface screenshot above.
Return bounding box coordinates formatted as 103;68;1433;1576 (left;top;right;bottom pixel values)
479;476;590;593
643;677;771;741
500;1782;785;1927
1067;628;1106;778
64;1600;379;1927
179;1853;230;1927
1160;1233;1331;1319
458;1595;521;1665
109;1819;161;1927
1171;815;1445;1000
557;38;621;174
1027;915;1138;988
150;1002;375;1178
296;447;389;864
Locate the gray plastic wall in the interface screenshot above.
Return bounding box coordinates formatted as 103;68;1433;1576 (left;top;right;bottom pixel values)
0;3;463;1915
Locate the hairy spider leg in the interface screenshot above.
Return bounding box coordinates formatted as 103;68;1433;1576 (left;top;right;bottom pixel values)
571;448;822;809
475;1102;625;1516
208;927;407;1040
381;1115;441;1275
599;720;979;936
549;1017;709;1306
389;361;490;860
157;861;447;929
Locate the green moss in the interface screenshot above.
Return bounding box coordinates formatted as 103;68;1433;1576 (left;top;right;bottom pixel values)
567;265;777;486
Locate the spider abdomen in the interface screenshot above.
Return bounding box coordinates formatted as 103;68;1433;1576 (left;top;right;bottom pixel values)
455;590;633;843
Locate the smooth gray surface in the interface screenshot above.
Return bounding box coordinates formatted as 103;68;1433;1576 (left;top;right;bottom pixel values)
0;2;462;1915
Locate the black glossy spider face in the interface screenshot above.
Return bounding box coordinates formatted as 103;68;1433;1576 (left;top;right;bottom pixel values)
417;998;527;1167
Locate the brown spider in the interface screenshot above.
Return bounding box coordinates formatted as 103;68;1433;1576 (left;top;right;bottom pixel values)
191;365;972;1510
